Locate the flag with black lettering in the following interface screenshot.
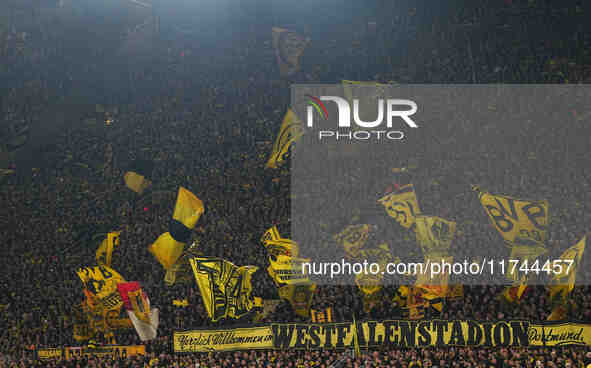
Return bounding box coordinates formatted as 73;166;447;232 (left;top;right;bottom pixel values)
189;257;258;322
96;231;121;267
266;109;304;169
310;307;333;323
117;282;159;341
378;184;421;229
333;224;371;259
414;216;456;257
278;283;316;317
272;27;310;77
149;187;204;270
268;255;310;285
478;191;549;245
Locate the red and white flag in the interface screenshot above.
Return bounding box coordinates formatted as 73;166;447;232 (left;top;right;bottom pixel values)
117;282;159;341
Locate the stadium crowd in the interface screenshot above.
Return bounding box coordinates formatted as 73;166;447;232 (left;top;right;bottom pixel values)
1;0;591;367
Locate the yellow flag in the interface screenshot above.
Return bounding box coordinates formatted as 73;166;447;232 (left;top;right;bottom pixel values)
96;231;121;267
506;244;547;284
261;226;299;257
272;27;310;77
478;192;548;245
268;255;310;285
124;172;151;194
355;243;391;296
149;187;204;270
333;224;371;259
76;266;125;311
278;283;316;318
549;236;586;303
447;285;464;300
189;257;258;322
414;216;456;257
261;226;281;244
378;184;421;229
415;255;453;299
266;109;304;169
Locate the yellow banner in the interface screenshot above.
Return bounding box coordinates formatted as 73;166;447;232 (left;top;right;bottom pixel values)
266;109;304;169
174;321;591;351
272;320;530;349
478;192;548;245
174;326;274;352
378;184;421;229
64;345;145;360
529;323;591;346
37;348;62;360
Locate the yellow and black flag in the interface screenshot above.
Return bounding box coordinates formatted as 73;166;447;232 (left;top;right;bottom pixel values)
261;226;300;257
378;184;421;229
278;282;317;318
354;243;391;301
124;159;154;195
266;109;304;169
414;216;456;257
149;187;204;270
76;265;126;312
310;307;333;323
548;236;586;312
189;257;258;322
268;255;311;285
333;224;371;259
272;27;310;77
96;231;121;267
477;191;549;246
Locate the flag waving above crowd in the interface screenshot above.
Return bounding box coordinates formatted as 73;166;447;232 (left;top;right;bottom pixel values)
149;187;204;270
266;109;304;169
271;27;310;77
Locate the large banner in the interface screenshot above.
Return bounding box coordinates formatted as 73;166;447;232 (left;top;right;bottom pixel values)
64;345;145;360
174;326;274;352
174;321;591;352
